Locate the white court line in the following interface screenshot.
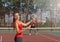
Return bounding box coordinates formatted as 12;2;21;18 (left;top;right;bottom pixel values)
40;34;60;42
0;36;2;42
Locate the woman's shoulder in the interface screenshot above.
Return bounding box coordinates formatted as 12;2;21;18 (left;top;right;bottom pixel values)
16;21;22;24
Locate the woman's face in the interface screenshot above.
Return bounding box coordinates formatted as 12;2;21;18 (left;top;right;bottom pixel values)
14;13;20;20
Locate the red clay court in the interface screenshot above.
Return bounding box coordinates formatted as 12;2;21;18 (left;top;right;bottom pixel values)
0;33;60;42
0;28;60;42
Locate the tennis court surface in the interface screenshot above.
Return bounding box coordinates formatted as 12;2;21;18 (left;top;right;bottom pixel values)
0;27;60;42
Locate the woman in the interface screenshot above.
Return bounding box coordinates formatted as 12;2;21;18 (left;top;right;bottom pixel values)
13;12;35;42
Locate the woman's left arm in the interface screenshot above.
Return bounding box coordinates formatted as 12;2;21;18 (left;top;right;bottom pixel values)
21;20;32;26
21;17;35;26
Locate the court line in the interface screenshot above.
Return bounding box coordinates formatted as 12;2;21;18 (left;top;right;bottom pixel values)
40;34;60;42
0;36;2;42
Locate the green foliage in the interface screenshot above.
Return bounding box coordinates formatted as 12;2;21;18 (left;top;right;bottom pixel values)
0;0;3;9
11;0;20;7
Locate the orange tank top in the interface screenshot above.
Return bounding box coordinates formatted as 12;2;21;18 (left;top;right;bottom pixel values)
15;23;23;38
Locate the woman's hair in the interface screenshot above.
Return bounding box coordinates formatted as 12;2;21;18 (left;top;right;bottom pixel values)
13;11;19;28
13;13;16;28
13;18;16;28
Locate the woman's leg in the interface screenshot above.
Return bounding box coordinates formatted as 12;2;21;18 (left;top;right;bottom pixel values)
15;37;22;42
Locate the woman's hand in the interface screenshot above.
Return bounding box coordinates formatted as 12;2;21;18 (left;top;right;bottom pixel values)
32;17;36;22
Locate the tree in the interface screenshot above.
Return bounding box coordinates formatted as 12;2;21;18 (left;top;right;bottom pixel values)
0;0;3;10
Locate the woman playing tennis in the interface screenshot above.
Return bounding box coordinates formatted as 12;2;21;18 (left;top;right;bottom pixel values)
13;12;35;42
